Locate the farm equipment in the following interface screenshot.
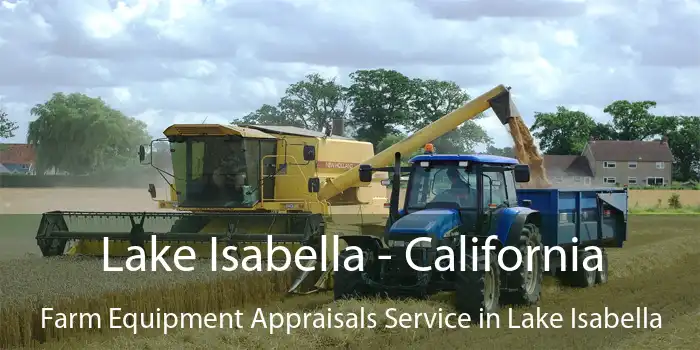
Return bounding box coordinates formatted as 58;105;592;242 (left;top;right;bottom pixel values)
335;151;628;318
35;84;535;294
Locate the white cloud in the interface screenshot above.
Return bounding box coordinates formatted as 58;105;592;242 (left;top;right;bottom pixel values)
0;0;698;152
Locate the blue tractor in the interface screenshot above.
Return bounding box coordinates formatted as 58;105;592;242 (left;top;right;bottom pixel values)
333;149;543;319
334;147;627;319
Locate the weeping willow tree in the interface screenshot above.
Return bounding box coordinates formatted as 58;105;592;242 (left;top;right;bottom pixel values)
27;92;151;175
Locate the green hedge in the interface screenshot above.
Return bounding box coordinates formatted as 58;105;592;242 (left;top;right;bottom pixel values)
0;171;162;188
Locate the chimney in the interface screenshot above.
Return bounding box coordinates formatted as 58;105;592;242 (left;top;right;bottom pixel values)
331;118;345;137
661;135;668;144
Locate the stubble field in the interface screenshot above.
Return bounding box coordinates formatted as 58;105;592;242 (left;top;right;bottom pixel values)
1;188;699;349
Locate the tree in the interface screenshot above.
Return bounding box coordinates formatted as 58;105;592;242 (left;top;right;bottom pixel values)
0;108;18;139
590;122;617;140
408;79;492;153
375;132;424;163
666;116;700;181
530;106;598;155
240;104;300;128
345;69;414;146
27;92;150;175
239;73;348;133
602;100;662;140
376;133;406;152
486;146;515;158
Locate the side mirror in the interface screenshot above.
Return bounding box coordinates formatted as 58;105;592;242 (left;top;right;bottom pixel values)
359;164;373;183
514;164;530;183
307;177;320;193
522;199;532;208
138;145;146;163
303;145;316;161
148;183;157;198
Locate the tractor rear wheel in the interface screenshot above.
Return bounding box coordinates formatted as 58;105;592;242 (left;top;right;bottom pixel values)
501;223;544;306
333;248;374;300
570;249;597;287
455;250;500;322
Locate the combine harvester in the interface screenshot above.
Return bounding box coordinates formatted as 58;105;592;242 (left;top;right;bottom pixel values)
336;149;628;318
34;84;626;301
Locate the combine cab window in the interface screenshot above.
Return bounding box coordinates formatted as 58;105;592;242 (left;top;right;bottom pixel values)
169;136;276;208
406;164;478;210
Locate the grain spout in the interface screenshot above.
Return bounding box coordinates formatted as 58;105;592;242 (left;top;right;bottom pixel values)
507;117;551;189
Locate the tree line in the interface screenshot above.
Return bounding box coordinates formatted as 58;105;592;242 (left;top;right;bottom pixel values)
0;68;697;181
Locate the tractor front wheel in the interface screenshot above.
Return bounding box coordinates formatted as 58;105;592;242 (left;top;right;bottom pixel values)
569;249;597;287
333;248;374;300
455;250;500;322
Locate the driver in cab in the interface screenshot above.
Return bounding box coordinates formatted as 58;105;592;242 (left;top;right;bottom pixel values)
441;168;477;207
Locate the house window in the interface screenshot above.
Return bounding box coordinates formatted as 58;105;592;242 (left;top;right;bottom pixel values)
574;176;581;182
628;162;637;169
628;177;637;185
583;177;591;185
603;177;616;185
656;162;665;169
647;177;664;186
603;161;616;168
552;176;564;183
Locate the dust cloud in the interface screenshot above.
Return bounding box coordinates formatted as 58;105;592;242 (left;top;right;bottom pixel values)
507;117;551;189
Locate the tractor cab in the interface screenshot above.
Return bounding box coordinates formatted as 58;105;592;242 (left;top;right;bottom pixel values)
359;145;531;244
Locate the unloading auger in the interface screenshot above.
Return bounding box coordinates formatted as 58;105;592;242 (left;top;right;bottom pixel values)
35;84;521;294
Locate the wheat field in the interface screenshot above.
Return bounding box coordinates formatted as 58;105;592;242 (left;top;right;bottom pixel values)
628;189;700;208
1;188;698;349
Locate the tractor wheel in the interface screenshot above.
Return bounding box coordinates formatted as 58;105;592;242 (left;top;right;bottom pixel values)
570;249;597;288
501;223;544;306
455;249;500;322
595;249;608;285
333;248;374;300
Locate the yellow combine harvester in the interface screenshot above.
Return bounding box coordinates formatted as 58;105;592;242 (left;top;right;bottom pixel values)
35;84;521;294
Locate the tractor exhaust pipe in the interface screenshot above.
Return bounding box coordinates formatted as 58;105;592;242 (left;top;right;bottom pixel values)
389;152;401;222
331;118;345;137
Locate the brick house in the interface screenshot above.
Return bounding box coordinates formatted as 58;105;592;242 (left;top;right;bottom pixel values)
544;139;674;187
0;144;35;174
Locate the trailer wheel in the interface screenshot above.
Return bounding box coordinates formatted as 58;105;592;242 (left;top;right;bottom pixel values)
595;249;608;284
501;223;544;306
455;250;500;322
571;250;597;288
333;248;374;300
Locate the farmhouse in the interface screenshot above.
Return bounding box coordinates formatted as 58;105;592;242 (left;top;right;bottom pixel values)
544;139;674;187
0;143;34;175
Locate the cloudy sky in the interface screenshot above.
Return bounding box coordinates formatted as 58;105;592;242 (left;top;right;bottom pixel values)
0;0;698;151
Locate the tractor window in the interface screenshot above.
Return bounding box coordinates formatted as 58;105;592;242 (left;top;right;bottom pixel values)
169;136;260;208
482;170;508;208
406;164;478;210
503;169;517;205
